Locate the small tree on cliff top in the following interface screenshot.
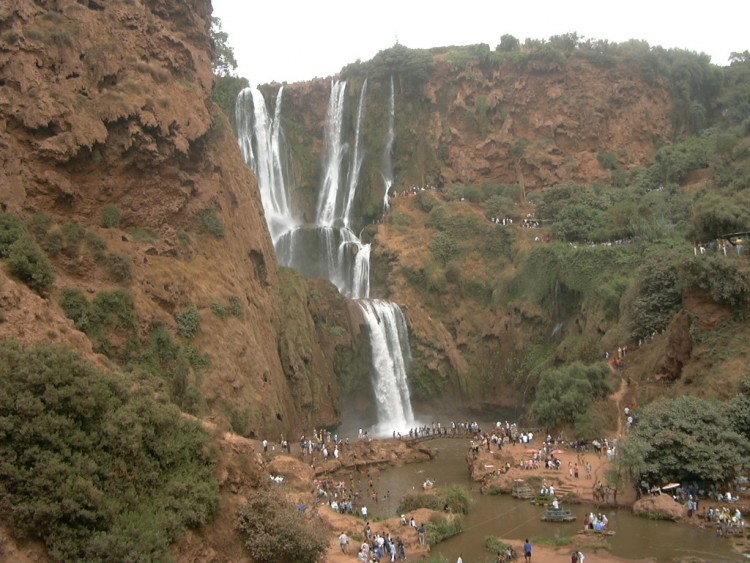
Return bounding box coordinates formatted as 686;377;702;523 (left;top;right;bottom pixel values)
210;17;238;77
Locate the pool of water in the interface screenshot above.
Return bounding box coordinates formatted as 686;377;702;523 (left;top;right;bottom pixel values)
357;438;745;562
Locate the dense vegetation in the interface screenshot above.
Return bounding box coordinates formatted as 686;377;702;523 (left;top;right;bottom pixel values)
235;488;329;563
0;341;219;562
616;377;750;484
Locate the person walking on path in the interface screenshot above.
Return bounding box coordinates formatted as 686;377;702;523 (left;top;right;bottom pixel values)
524;538;532;562
339;531;349;554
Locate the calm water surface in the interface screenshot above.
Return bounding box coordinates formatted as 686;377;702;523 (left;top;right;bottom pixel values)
357;438;744;562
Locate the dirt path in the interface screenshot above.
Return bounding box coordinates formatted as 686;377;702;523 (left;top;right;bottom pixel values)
610;373;628;437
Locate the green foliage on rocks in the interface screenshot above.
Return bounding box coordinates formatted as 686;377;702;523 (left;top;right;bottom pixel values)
532;362;612;429
616;394;750;484
235;488;329;563
397;485;471;515
0;341;219;562
0;210;56;293
7;237;56;293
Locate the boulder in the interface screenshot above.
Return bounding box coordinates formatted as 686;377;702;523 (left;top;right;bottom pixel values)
633;494;687;521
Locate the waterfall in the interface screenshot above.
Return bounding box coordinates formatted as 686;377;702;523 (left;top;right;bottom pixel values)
237;82;417;435
342;79;367;229
357;300;415;433
236;87;294;242
316;80;348;227
381;76;395;212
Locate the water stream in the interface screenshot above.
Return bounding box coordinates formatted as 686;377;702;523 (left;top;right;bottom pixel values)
358;438;744;562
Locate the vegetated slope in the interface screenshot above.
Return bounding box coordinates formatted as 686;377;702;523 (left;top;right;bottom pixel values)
0;1;359;439
1;6;750;559
265;41;750;427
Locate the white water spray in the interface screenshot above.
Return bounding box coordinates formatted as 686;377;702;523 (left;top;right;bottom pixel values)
381;76;395;212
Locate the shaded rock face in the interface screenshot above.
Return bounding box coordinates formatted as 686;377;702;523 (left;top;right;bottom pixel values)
0;0;351;438
633;494;688;521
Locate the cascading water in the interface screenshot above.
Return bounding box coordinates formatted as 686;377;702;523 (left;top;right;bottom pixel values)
236;87;294;242
357;300;415;433
381;76;395;212
237;81;416;435
342;79;367;229
316;80;348;228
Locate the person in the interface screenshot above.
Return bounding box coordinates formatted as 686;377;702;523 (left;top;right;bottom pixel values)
524;538;532;562
577;550;585;563
418;523;427;545
339;531;349;554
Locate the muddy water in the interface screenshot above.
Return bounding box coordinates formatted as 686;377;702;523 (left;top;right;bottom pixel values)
361;438;744;562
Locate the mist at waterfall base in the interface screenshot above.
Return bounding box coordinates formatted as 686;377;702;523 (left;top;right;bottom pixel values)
236;81;422;437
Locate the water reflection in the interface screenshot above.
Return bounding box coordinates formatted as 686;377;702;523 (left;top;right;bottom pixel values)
358;438;744;562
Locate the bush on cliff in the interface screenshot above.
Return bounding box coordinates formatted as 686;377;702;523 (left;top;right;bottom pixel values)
235;488;329;563
0;341;219;562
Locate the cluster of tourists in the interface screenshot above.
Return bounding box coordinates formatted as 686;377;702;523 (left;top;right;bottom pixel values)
584;511;609;532
393;184;440;198
693;238;746;256
707;507;745;537
348;526;408;561
313;474;394;516
491;216;514;225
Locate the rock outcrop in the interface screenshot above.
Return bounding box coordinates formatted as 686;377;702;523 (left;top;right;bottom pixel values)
633;494;688;521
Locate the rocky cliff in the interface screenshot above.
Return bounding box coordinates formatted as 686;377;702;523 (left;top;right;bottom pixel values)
0;0;354;439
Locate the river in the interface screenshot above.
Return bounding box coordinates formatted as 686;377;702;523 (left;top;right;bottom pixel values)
356;437;744;562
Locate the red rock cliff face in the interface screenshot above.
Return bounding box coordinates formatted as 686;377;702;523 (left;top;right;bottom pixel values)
0;0;350;438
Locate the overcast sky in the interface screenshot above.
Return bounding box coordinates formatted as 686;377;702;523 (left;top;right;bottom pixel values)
212;0;748;86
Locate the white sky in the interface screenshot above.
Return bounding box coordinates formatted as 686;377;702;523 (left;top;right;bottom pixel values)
212;0;748;86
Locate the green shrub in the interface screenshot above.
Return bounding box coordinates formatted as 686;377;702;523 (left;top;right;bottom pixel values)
397;486;470;515
426;513;464;545
485;535;513;556
0;210;26;256
42;229;64;256
106;252;133;284
443;485;472;514
27;212;53;240
229;296;244;317
397;491;443;513
102;204;121;228
7;237;56;292
59;288;92;331
132;229;157;243
430;232;459;265
84;231;108;253
680;256;750;308
235;488;329;563
131;326;205;413
62;223;85;255
200;209;225;238
175;304;201;339
0;342;219;562
178;230;191;249
60;288;138;360
211;302;228;319
415;191;441;212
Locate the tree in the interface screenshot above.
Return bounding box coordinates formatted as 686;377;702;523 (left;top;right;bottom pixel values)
0;342;219;562
552;204;607;242
691;192;750;241
235;488;329;563
496;34;520;53
532;362;611;429
210;17;238;77
616;395;750;484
